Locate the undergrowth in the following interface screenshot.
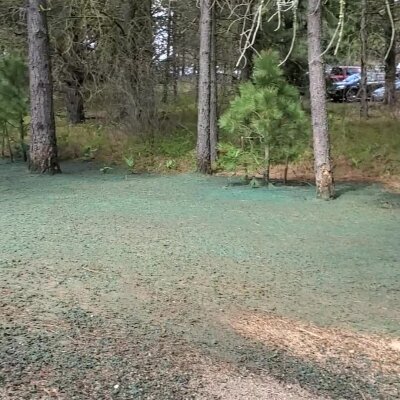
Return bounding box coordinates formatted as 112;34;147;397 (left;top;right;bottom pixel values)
50;102;400;176
2;96;399;178
329;104;400;175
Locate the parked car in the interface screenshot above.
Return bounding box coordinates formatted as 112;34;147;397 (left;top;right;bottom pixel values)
371;80;400;102
328;66;361;82
327;72;385;102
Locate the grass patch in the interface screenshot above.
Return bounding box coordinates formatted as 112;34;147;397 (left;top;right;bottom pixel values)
329;104;400;175
56;116;196;173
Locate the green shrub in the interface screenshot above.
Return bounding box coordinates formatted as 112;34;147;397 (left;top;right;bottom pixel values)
219;50;309;182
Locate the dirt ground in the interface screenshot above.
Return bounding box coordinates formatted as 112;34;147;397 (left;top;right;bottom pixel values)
1;161;399;399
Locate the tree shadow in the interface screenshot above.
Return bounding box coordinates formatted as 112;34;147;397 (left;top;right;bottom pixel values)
211;315;397;400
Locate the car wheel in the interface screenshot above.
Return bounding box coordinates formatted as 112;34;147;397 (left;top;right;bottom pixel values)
346;88;359;102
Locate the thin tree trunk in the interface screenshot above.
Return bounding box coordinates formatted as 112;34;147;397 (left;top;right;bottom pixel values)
360;0;368;118
173;65;179;99
162;3;173;103
27;0;60;174
307;0;334;199
384;0;397;106
172;9;179;99
194;58;199;99
241;47;254;81
1;132;5;158
263;144;270;185
5;124;14;163
196;0;212;173
60;17;86;125
19;115;27;162
65;72;85;124
284;155;289;185
210;5;218;164
181;41;186;77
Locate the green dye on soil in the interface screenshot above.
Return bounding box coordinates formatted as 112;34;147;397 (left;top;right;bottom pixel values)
1;161;398;334
1;161;399;398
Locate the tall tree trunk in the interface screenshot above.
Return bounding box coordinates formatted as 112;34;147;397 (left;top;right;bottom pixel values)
307;0;334;199
210;5;218;163
27;0;60;174
162;3;173;103
384;0;397;106
360;0;368;118
197;0;212;173
172;9;179;99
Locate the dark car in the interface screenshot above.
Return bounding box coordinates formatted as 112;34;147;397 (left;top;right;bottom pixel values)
328;66;361;82
327;72;385;102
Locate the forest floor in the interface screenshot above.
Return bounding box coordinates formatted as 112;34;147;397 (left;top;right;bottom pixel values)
1;161;399;400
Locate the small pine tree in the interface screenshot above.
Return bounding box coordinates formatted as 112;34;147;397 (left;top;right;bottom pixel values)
0;53;29;161
219;50;308;184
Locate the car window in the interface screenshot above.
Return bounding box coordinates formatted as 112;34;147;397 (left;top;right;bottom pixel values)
347;68;360;75
331;67;343;75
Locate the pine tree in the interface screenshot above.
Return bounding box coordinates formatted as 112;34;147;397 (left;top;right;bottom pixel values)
219;50;308;185
0;54;29;161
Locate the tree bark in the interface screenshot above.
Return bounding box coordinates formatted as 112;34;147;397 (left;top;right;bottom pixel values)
196;0;212;173
284;155;289;185
307;0;334;199
263;144;270;185
210;5;218;164
5;124;13;162
172;9;179;99
1;132;5;158
384;0;397;107
360;0;368;118
241;47;254;82
65;71;85;124
162;3;173;103
19;115;27;162
27;0;60;174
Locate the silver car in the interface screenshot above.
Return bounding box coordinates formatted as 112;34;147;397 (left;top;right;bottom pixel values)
371;80;400;102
